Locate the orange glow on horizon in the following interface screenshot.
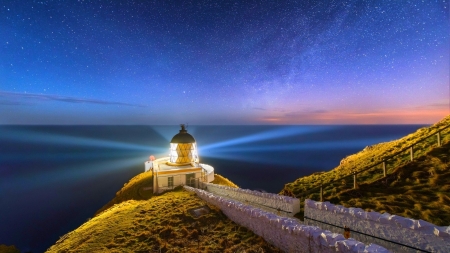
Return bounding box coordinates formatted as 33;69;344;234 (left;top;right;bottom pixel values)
262;118;283;122
258;109;449;124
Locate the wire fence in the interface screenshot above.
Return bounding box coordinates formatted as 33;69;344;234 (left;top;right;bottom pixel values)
304;216;431;253
296;122;450;202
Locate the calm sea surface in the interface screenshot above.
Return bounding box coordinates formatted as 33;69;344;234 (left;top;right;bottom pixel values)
0;125;425;252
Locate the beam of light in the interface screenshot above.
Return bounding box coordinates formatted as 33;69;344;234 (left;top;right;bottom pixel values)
203;136;397;154
201;151;323;168
0;156;146;190
200;125;334;152
150;125;200;142
151;126;181;142
200;136;398;167
147;125;204;143
0;128;165;153
201;151;330;168
0;150;162;162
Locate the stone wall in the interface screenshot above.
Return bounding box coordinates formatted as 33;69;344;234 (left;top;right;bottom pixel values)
185;186;389;253
202;183;300;216
304;199;450;253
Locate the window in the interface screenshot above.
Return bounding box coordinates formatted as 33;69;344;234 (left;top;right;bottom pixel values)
168;176;174;188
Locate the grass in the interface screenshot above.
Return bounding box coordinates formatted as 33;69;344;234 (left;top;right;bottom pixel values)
281;114;450;225
46;187;281;253
95;173;237;216
47;173;279;252
211;174;239;188
0;245;20;253
330;142;450;226
45;115;450;252
95;171;154;216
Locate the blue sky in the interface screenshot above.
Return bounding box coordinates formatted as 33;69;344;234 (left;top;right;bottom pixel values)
1;0;448;124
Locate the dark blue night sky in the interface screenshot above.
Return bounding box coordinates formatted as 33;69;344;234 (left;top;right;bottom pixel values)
1;0;449;124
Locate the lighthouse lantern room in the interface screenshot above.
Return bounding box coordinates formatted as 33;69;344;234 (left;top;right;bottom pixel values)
145;124;214;193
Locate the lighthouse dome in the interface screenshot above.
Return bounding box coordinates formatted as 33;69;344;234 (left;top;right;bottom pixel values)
170;124;196;143
168;124;199;165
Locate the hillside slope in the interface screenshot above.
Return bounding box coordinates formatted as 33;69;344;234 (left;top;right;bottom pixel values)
329;141;450;226
95;171;153;216
48;173;276;252
95;173;236;216
47;187;280;253
281;115;450;225
0;245;20;253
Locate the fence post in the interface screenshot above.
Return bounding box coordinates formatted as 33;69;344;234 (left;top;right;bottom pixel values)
410;146;414;161
320;185;323;202
437;132;441;147
353;173;357;189
382;161;386;177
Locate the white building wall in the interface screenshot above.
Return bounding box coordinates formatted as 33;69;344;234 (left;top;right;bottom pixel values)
173;175;181;186
144;161;152;172
304;200;450;253
158;177;168;188
184;186;389;253
148;158;215;193
199;163;215;182
154;171;205;193
207;172;214;182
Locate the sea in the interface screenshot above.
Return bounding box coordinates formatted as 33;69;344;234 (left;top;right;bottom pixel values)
0;124;426;252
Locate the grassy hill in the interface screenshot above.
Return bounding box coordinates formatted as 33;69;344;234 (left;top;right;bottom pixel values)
95;172;237;216
95;171;154;216
0;245;20;253
210;173;239;188
46;115;450;252
48;174;279;253
333;141;450;226
281;115;450;225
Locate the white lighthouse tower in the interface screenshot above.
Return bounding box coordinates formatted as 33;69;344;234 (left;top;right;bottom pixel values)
145;124;214;193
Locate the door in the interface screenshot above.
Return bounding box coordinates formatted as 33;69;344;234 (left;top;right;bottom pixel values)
186;173;196;187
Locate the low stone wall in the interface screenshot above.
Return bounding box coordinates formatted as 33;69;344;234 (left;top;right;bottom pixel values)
185;186;389;253
202;183;300;216
304;199;450;253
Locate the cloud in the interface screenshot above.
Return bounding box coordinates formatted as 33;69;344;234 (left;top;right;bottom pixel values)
0;91;146;107
283;109;328;117
420;103;449;109
0;100;27;105
258;108;449;124
252;107;287;112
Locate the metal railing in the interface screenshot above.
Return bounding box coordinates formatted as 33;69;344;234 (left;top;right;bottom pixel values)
296;122;450;202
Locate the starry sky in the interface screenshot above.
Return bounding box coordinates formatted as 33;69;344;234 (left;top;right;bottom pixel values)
1;0;449;124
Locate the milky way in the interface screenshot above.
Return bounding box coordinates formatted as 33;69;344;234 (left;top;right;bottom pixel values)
1;0;448;124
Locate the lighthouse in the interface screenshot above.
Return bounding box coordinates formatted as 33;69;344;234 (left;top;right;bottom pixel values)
145;124;215;193
168;124;199;165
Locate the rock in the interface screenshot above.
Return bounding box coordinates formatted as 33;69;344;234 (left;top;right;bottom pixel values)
363;145;374;151
364;243;392;253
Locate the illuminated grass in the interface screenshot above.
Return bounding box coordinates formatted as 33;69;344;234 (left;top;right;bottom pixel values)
282;115;450;225
46;188;281;253
47;171;279;252
211;174;239;188
331;142;450;226
95;171;154;216
0;245;20;253
95;173;237;217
